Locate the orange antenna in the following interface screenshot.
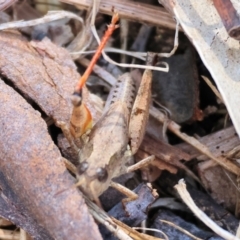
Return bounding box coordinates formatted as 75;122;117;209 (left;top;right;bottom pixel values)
73;12;119;98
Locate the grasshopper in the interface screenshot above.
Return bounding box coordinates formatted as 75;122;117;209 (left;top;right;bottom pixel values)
64;12;157;203
73;53;156;203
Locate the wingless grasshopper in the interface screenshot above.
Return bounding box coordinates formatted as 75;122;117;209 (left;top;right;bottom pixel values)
67;12;156;204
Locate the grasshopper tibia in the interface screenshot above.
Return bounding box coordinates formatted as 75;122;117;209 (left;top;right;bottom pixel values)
110;181;138;206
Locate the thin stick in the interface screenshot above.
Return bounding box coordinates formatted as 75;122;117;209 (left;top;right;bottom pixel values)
201;76;224;104
74;12;119;94
175;179;240;240
213;0;240;40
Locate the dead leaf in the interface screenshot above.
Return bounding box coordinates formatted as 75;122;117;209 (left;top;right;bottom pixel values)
0;79;102;240
0;31;76;126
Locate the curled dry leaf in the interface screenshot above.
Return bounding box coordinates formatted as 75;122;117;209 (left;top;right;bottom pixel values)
0;31;75;126
0;79;102;240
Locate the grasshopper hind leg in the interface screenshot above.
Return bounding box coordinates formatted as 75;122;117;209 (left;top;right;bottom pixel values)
110;181;138;206
110;155;154;206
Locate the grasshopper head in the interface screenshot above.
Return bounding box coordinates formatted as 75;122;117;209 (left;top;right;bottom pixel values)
76;161;110;202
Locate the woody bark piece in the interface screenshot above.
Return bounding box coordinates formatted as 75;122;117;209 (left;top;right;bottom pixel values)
213;0;240;40
141;135;191;163
0;80;102;240
60;0;177;30
137;134;190;182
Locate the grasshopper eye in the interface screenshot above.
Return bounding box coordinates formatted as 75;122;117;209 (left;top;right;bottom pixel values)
77;161;88;175
96;167;108;182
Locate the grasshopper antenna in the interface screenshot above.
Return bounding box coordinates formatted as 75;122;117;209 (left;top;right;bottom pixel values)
73;12;119;97
70;12;119;137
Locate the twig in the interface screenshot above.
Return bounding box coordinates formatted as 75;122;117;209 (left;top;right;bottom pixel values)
120;19;129;63
213;0;240;40
71;48;146;61
90;23;169;72
175;179;240;240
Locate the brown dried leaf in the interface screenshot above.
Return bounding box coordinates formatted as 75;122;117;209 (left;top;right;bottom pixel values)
136;134;191;182
0;31;76;126
0;78;101;238
141;134;191;163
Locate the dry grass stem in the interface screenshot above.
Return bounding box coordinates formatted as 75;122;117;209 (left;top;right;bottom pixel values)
160;220;203;240
83;196;134;240
112;218;163;240
175;179;240;240
133;227;168;240
92;21;169;72
0;11;83;30
72;48;146;61
201;76;225;104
